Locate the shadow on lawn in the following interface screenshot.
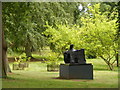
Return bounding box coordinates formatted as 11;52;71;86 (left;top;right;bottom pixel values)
94;67;118;71
4;73;23;81
5;77;16;80
52;77;93;82
94;68;109;71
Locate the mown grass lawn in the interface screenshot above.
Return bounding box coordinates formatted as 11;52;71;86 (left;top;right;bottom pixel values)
2;59;118;88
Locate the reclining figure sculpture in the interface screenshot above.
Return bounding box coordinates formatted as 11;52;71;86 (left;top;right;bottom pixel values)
63;44;86;64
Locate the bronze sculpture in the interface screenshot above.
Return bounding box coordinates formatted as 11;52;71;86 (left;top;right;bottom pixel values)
63;44;86;64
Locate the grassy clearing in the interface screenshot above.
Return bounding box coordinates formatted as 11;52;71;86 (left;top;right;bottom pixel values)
2;58;118;88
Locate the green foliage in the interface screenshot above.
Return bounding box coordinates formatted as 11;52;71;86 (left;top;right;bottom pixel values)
3;2;81;55
100;2;118;19
43;3;118;70
79;3;118;70
43;24;83;54
3;2;118;70
14;53;31;64
44;51;59;65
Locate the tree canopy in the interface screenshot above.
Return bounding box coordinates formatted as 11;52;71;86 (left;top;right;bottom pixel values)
2;2;119;70
43;3;118;70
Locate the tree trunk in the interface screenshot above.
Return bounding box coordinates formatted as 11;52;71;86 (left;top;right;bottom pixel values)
1;1;12;77
0;2;7;78
2;28;7;78
100;56;114;70
6;58;12;73
117;1;120;67
0;2;2;78
107;63;113;70
25;42;32;58
115;53;119;67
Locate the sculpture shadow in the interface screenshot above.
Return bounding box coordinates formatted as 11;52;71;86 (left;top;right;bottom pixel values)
52;77;93;81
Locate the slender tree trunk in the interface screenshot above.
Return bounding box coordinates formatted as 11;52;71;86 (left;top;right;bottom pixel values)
0;2;2;78
100;56;114;70
107;63;113;70
2;32;12;74
25;42;32;58
117;1;120;67
24;34;33;58
116;53;119;67
0;2;8;78
6;58;12;73
2;31;11;74
2;29;7;78
1;3;12;77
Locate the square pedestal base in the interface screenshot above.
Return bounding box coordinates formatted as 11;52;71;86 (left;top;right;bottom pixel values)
59;64;93;79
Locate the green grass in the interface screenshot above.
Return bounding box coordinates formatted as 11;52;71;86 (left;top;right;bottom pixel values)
2;59;118;88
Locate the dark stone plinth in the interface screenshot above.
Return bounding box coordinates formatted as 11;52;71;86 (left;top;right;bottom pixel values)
59;64;93;79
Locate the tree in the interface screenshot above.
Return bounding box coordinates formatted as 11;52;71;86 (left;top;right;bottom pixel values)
3;2;82;57
100;2;118;19
3;2;100;54
2;2;46;58
0;2;7;78
43;24;82;54
116;1;120;67
100;2;119;67
44;3;118;70
2;30;7;78
79;3;118;70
